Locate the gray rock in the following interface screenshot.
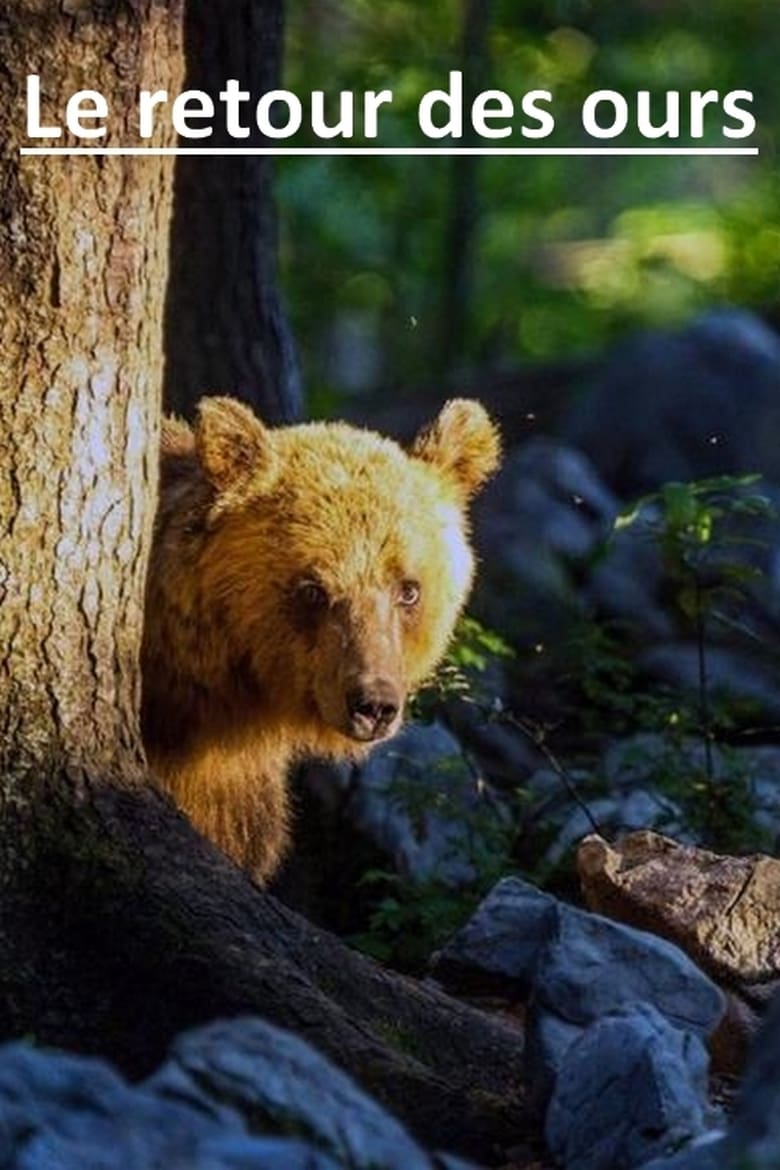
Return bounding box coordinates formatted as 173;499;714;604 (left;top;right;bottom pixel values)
335;720;508;884
587;510;674;639
533;897;724;1039
545;1004;715;1170
0;1043;235;1170
601;734;780;848
542;786;684;868
523;1007;583;1110
528;923;722;1117
148;1018;433;1170
435;872;724;1157
432;877;559;994
0;1018;436;1170
640;1133;728;1170
564;309;780;494
195;1137;343;1170
640;643;780;723
20;1133;340;1170
643;987;780;1169
726;988;780;1162
435;876;724;1042
475;437;619;636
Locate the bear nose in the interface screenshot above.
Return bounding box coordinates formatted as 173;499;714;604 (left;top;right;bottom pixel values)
346;680;400;740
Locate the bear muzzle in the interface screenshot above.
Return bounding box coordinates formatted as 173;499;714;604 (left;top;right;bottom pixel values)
345;677;402;742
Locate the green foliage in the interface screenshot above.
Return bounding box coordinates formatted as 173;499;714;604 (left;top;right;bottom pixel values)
352;871;485;970
410;614;514;718
561;618;639;732
615;472;773;567
281;0;780;407
353;617;519;971
575;472;775;847
350;781;520;971
353;473;777;970
561;628;768;851
447;614;516;673
615;473;774;706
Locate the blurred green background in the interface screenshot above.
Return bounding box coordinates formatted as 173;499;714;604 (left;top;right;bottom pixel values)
276;0;779;415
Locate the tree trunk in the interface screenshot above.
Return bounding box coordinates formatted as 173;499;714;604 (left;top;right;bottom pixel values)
0;0;185;1065
0;7;527;1163
0;2;184;791
440;0;492;376
162;0;303;423
36;792;528;1157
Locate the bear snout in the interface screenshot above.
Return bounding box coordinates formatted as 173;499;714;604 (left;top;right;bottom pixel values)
345;678;402;742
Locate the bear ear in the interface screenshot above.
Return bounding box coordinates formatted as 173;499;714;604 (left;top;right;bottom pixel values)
410;399;501;500
194;396;277;496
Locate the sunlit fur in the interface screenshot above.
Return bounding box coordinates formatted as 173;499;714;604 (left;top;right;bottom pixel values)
141;397;500;881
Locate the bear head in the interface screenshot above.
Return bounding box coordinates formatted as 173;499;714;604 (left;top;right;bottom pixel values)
190;396;500;759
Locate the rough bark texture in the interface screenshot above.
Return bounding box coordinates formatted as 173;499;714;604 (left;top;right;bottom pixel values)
0;0;185;1061
0;2;184;792
162;0;303;423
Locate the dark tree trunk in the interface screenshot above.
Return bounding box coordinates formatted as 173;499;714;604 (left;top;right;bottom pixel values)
0;0;184;1089
15;789;527;1159
163;0;303;423
440;0;492;375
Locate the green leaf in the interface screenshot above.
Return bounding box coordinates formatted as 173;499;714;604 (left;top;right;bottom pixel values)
662;481;698;529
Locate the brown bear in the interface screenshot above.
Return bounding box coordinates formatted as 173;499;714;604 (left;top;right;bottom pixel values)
141;396;500;881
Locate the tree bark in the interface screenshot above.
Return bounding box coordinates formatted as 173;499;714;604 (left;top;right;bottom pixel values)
0;1;184;793
27;789;527;1158
0;0;185;1066
440;0;492;375
0;7;527;1163
162;0;303;423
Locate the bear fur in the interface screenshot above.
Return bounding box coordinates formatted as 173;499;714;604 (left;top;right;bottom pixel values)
141;397;501;881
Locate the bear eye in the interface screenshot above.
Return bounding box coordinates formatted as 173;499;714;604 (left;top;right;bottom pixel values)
298;580;328;609
398;579;421;608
